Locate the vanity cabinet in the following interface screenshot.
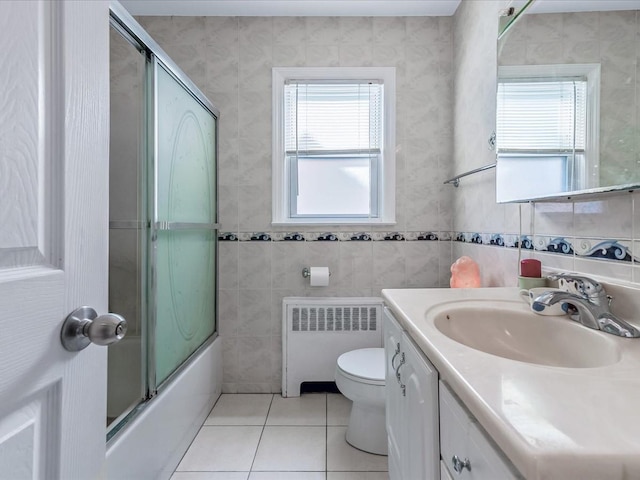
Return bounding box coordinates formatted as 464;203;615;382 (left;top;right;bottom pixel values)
440;381;521;479
384;307;522;480
384;308;439;480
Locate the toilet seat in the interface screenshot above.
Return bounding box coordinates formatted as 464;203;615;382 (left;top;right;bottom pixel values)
336;348;385;386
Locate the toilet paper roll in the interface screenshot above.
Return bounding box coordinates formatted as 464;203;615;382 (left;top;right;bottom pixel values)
309;267;330;287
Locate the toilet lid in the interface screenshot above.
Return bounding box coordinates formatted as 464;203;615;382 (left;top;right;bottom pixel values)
337;348;385;382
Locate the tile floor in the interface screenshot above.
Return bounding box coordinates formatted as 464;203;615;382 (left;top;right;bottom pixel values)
171;393;389;480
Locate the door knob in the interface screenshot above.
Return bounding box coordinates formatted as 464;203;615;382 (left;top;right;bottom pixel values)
60;306;127;351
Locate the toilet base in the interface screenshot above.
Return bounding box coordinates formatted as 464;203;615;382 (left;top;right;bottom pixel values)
345;402;388;455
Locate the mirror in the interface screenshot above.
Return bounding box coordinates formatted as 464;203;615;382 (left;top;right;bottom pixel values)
496;0;640;202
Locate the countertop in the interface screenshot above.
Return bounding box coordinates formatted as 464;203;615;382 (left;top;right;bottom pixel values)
382;287;640;480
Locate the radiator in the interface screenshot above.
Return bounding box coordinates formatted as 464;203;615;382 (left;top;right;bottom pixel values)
282;297;384;397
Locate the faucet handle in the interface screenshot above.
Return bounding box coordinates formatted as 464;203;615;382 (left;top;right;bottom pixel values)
549;273;605;298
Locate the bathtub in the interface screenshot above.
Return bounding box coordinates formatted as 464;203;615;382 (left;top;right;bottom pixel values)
106;336;222;480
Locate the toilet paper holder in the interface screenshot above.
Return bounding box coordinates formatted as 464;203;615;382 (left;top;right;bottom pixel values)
302;267;331;278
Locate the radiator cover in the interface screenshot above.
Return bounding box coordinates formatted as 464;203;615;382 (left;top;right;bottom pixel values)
282;297;384;397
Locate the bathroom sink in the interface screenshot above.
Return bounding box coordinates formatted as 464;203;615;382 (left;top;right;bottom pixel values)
431;300;621;368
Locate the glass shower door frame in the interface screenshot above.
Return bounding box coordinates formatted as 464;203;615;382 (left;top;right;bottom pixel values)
147;55;220;397
107;2;220;437
107;16;150;439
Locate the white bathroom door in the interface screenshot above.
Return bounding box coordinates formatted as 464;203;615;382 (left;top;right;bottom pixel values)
0;1;110;479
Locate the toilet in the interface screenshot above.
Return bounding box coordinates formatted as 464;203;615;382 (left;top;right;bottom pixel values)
335;348;387;455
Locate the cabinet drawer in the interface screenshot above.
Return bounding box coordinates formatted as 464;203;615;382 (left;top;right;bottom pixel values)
439;382;521;480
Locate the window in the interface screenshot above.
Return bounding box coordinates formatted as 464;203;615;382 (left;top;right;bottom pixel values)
496;64;600;202
272;67;396;225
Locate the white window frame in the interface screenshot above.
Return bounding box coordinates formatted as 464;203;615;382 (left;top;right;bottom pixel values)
497;63;600;193
272;67;396;226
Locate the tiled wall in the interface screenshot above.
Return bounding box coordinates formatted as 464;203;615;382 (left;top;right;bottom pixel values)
452;0;640;287
137;15;455;392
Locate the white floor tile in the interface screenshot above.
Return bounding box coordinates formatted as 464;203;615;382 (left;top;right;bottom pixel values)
266;393;327;426
249;472;326;480
327;394;352;426
252;426;326;471
171;473;249;480
176;426;262;472
204;394;273;426
327;473;389;480
327;427;388;472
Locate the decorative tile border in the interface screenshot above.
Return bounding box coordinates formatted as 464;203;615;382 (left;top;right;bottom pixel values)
221;229;638;264
218;230;444;242
453;231;638;263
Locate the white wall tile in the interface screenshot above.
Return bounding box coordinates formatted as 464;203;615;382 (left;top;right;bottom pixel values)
238;136;271;186
273;17;308;44
238;289;273;336
574;194;633;239
219;185;239;232
533;202;574;236
339;17;373;44
219;241;239;288
237;185;271;232
306;17;341;44
239;17;273;46
271;242;307;289
205;16;239;46
372;17;406;45
405;242;440;287
305;44;340;66
238;242;272;289
273;44;306;67
404;184;440;232
338;241;375;290
339;44;373;66
236;336;275;384
372;242;406;288
574;257;633;282
218;288;239;336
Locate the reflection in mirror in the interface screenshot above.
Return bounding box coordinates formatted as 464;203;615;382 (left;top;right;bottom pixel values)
496;0;640;203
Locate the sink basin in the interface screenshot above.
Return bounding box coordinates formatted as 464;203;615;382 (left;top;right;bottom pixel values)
432;300;621;368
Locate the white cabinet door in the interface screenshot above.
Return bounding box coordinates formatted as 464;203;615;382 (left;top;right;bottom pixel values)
0;1;109;478
440;382;521;480
402;333;440;480
384;308;404;480
384;308;440;480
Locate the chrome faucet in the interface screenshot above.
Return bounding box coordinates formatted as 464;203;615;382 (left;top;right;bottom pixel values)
531;274;640;338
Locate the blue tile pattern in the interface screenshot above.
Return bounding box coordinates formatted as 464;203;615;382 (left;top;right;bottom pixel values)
219;230;448;243
452;231;637;264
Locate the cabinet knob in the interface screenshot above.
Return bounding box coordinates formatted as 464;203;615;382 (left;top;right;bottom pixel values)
452;455;471;474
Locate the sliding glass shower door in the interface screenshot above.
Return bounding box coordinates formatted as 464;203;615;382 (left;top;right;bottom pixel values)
151;61;218;387
107;10;219;436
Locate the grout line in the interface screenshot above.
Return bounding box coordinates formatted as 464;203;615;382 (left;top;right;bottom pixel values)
325;392;329;477
248;393;275;473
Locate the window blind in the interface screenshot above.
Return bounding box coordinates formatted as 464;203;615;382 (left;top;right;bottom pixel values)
497;79;587;152
284;82;383;155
